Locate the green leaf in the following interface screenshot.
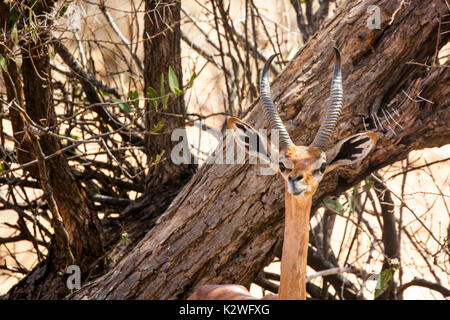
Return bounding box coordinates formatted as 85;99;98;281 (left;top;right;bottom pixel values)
146;87;158;108
155;149;165;164
323;199;344;214
348;186;357;213
348;193;355;213
151;120;165;133
0;162;5;173
11;24;18;45
0;54;8;73
189;71;197;87
59;5;69;17
122;232;129;244
161;95;168;109
173;86;183;96
374;269;393;299
363;180;374;192
128;90;139;108
31;21;40;41
49;52;56;62
29;9;33;27
112;98;132;113
168;66;180;95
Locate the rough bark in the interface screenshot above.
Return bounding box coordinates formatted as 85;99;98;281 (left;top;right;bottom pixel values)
69;0;449;299
374;172;399;300
143;0;194;191
1;2;105;299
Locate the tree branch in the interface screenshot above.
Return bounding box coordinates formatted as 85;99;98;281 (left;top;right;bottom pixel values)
398;278;450;298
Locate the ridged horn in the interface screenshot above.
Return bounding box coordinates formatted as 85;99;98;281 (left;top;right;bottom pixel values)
260;53;294;149
311;47;343;150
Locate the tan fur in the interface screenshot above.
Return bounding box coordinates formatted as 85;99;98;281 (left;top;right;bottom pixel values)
282;145;322;195
279;191;312;299
187;284;256;300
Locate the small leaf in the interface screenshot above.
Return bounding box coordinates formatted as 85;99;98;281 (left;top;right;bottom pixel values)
112;98;132;113
31;21;40;40
155;149;165;164
174;87;183;96
168;66;180;95
323;199;344;214
59;5;69;17
74;85;81;96
0;54;8;73
146;87;158;108
161;95;169;109
348;193;355;213
374;269;393;299
348;186;357;213
49;52;56;62
122;232;129;244
151;120;165;133
363;180;374;192
128;90;139;108
29;9;33;27
11;24;18;44
189;71;197;86
0;162;5;173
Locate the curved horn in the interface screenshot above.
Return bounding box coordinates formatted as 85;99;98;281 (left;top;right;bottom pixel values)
311;47;343;150
260;54;294;149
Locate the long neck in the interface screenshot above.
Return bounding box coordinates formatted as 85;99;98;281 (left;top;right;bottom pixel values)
279;191;312;300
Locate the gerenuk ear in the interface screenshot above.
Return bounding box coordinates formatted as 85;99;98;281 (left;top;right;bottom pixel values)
228;117;275;164
324;132;378;174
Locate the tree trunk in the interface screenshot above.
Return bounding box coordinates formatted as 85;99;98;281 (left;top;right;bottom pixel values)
143;0;195;191
1;2;104;299
120;0;196;219
373;172;399;300
68;0;449;299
